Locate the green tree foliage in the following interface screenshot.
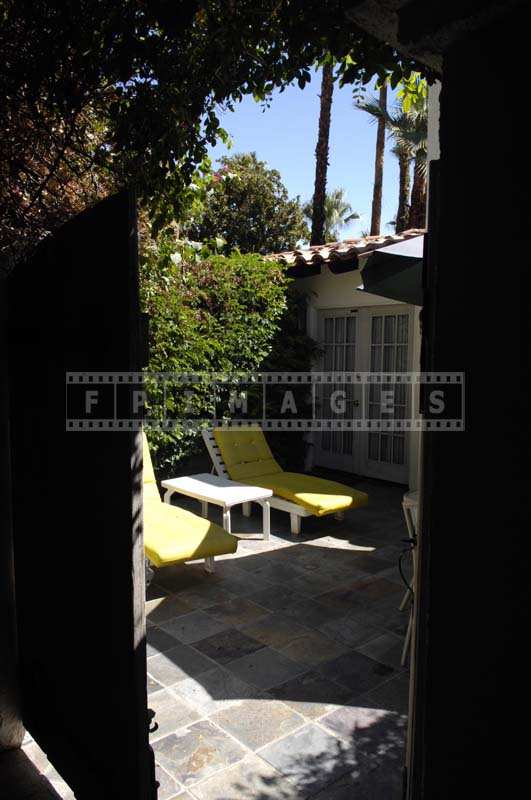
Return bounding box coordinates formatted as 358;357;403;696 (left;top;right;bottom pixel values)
139;235;317;474
188;153;308;254
358;87;428;231
303;189;359;243
1;1;435;264
260;289;321;470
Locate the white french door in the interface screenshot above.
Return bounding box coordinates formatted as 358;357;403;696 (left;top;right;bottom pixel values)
314;305;413;484
314;310;363;472
361;308;411;483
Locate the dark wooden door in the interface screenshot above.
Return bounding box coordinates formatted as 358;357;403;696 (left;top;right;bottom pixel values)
6;192;154;798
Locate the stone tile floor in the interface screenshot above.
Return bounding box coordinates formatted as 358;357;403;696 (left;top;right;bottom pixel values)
15;478;412;799
146;478;412;800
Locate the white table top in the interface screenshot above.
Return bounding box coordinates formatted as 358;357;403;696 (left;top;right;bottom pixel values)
161;473;273;508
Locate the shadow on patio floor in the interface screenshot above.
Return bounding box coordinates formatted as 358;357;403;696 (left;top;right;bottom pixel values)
146;479;412;799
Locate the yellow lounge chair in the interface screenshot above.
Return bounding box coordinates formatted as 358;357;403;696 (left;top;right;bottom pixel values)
142;433;238;573
202;427;368;535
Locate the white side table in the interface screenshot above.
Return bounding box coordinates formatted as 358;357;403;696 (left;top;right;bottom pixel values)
400;490;419;666
161;473;273;543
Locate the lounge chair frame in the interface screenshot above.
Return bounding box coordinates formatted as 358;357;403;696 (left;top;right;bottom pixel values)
202;429;344;536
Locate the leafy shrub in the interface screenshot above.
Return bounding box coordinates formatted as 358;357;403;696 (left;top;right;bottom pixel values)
140;235;320;478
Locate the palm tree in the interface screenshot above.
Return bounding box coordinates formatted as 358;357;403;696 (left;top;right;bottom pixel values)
358;97;427;232
303;188;359;242
391;140;412;233
370;82;387;235
310;61;334;245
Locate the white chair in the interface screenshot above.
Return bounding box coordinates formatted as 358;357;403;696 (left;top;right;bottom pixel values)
202;428;312;535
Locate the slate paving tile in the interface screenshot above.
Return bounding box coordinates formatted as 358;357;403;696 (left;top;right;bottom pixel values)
278;629;349;667
357;602;409;636
284;598;346;629
346;577;402;604
287;571;337;596
316;587;367;614
176;584;236;611
148;689;201;742
148;674;165;696
192;628;265;665
258;723;358;795
250;563;303;584
147;583;170;601
310;754;402;800
362;673;411;716
218;573;275;596
210;698;304;750
317;651;394;695
171;666;259;716
242;614;311;650
247;585;304;612
147;643;214;687
205;598;270;627
152;721;245;787
357;633;405;670
147;626;180;658
155;566;211;593
348;554;395;575
188;753;297;800
370;545;403;564
225;646;307;690
317;617;382;649
268;671;353;719
160;611;228;644
379;563;413;592
155;763;184;800
320;702;407;753
203;561;248;579
234;554;271;573
147;595;196;624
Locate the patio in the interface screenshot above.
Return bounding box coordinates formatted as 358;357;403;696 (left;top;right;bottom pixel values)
145;478;411;800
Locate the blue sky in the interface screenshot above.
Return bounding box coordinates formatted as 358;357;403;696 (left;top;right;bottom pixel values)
209;69;400;241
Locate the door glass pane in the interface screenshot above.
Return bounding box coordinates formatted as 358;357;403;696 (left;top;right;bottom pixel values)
334;346;343;371
396;345;408;371
397;314;409;343
367;311;410;472
368;433;379;460
324;318;334;343
345;345;356;371
393;435;405;464
383;345;395;371
369;402;380;419
380;434;391;462
346;316;357;342
343;430;353;455
384;316;396;344
335;317;345;343
372;316;382;344
370;346;381;371
324;346;333;370
395;383;407;405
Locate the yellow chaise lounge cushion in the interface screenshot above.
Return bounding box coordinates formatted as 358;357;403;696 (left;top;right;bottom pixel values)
142;434;237;567
143;499;237;567
241;472;368;517
213;428;368;517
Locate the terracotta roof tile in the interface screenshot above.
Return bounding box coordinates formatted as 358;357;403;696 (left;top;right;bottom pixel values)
265;229;425;274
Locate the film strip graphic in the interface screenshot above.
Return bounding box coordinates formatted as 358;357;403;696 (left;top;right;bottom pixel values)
66;371;465;432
